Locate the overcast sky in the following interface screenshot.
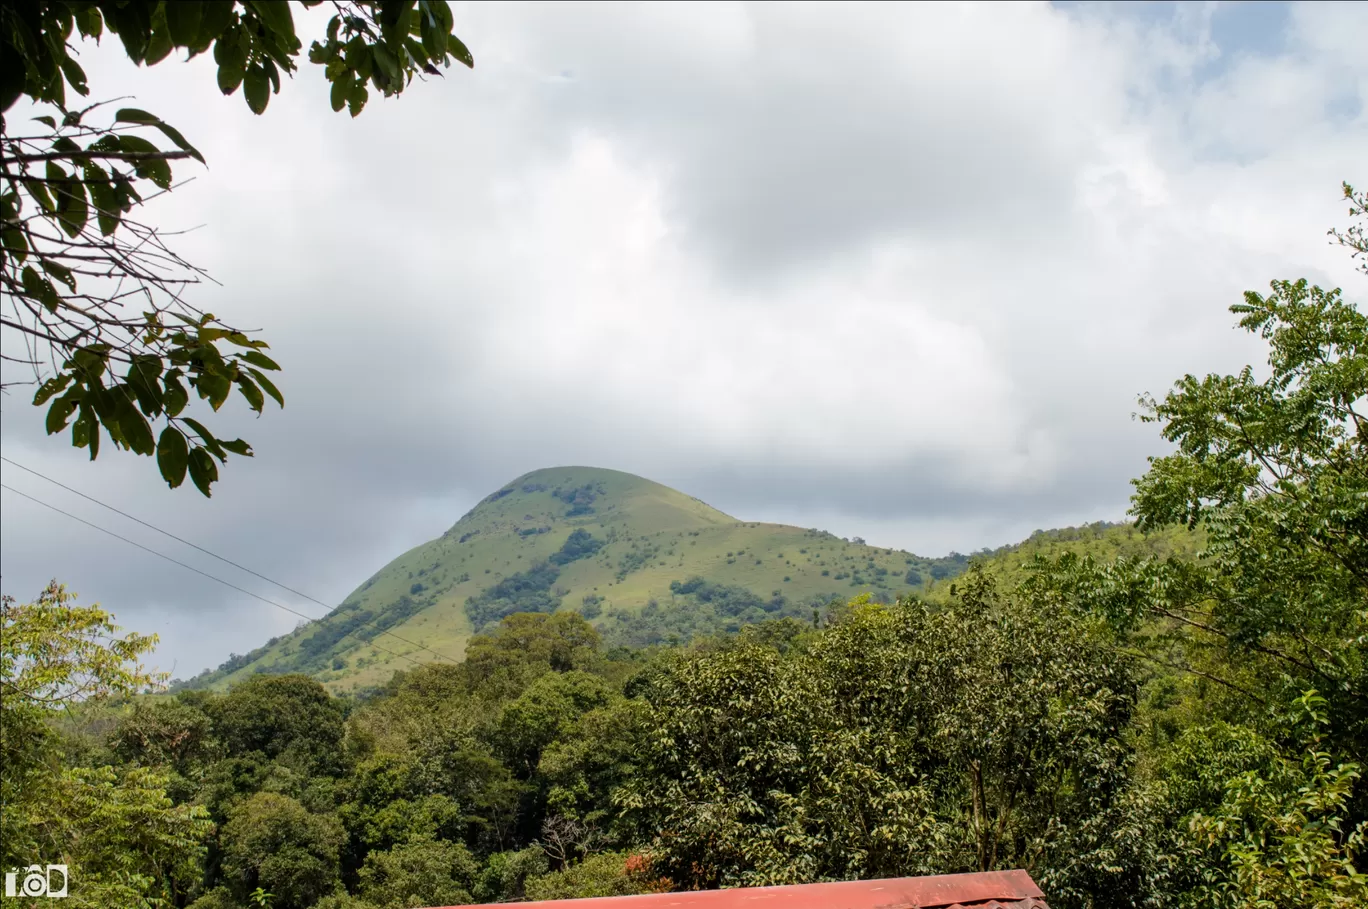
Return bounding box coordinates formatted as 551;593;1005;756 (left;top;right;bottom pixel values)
1;1;1364;679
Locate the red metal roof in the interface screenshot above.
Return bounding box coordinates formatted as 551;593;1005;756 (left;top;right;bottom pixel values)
434;870;1047;909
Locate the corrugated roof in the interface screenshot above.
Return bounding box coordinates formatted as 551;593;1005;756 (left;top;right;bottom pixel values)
432;869;1047;909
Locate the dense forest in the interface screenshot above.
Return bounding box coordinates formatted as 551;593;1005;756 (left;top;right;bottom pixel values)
4;190;1367;908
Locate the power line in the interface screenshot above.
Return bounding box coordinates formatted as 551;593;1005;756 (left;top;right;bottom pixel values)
0;481;445;675
1;455;461;666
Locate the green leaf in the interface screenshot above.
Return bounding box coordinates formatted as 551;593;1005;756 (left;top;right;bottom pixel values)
236;375;265;413
372;43;402;86
117;395;157;455
21;266;63;313
117;135;173;189
196;373;232;410
245;367;284;407
163;370;190;416
115;107;161;124
152;121;205;163
238;350;281;371
219;438;253;456
40;256;76;291
165;0;204;46
145;12;174;65
448;33;474;69
73;407;100;459
243;63;270;114
197;1;236;50
89;180;121;235
46;393;79;434
84;385;122;443
330;74;349;112
246;0;297;42
181;417;225;460
126;355;165;415
157;427;189;488
23;179;56;214
347;80;368;117
33;115;57;128
1;226;28;263
420;20;445;61
188;447;218;496
48;162;90;237
118;110;204;164
59;53;89;95
34;374;73;407
77;6;103;41
103;0;152;62
214;28;248;94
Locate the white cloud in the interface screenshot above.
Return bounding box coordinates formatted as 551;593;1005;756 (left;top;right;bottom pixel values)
2;0;1364;675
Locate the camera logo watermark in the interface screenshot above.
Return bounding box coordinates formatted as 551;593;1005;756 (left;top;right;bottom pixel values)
3;865;69;899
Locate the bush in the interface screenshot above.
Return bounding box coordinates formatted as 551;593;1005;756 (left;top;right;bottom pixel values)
550;530;605;566
525;851;652;901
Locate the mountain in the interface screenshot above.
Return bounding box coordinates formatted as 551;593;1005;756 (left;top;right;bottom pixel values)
187;467;974;693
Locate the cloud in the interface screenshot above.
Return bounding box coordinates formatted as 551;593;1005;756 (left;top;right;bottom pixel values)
2;0;1364;676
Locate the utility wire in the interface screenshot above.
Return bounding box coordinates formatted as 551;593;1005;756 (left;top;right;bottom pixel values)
1;455;462;665
0;481;446;673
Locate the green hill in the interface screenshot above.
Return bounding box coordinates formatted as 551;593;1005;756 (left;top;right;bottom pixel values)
187;467;973;693
959;520;1205;591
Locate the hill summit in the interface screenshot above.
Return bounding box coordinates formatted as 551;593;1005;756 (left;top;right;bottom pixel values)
189;466;971;692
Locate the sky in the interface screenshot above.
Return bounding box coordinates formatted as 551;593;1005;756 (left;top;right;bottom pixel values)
1;0;1365;679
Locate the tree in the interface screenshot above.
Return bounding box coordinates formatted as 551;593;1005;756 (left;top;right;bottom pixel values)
1;581;163;861
1;2;472;495
617;585;1156;903
219;791;345;909
1017;182;1368;904
1;581;211;907
354;838;479;909
109;695;220;775
462;612;602;699
1031;201;1368;763
211;673;346;771
491;671;612;779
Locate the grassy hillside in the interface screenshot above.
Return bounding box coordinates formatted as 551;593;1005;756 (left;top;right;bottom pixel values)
186;467;971;693
954;520;1205;593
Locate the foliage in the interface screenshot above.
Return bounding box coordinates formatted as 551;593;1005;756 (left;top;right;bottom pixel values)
494;671;612;778
1;580;163;710
617;582;1150;901
219;792;345;909
354;838;478;909
109;696;219;774
1189;692;1368;908
1329;182;1366;275
523;851;656;901
1;581;209;908
464;562;563;630
0;2;470;494
549;529;605;565
210;674;346;771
